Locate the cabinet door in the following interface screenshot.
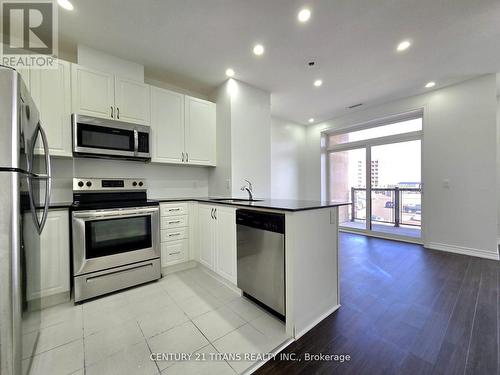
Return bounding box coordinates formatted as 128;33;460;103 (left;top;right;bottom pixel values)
114;76;150;125
31;60;72;157
198;205;215;270
24;210;70;301
71;64;114;119
184;96;216;166
150;87;184;163
214;206;237;284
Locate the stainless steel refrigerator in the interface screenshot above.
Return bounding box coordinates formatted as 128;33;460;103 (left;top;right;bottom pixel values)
0;67;52;375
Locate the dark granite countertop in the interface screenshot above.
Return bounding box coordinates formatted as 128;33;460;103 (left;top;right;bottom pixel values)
49;201;73;209
152;197;351;212
48;198;350;212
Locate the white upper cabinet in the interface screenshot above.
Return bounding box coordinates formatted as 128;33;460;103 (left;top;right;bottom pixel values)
151;90;216;167
185;96;216;166
31;60;72;157
214;206;237;284
114;76;150;125
71;64;114;120
150;87;185;163
71;64;150;125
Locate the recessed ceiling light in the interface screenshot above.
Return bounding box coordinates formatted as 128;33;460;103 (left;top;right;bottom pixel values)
57;0;74;10
396;40;411;52
314;79;323;87
253;44;265;56
308;118;315;123
425;81;436;88
298;8;311;23
225;68;235;77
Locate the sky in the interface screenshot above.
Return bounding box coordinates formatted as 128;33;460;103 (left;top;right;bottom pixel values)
332;118;422;188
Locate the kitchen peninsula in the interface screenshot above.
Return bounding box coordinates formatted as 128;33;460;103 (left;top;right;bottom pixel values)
154;197;351;338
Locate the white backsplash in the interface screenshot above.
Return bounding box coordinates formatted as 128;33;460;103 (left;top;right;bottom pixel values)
50;157;209;203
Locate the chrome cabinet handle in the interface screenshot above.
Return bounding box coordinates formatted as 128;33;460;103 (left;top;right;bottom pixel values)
168;208;180;212
168;233;181;237
110;106;114;118
168;220;181;224
186;152;189;162
182;152;185;162
214;208;217;220
117;107;120;119
169;251;181;255
211;208;214;219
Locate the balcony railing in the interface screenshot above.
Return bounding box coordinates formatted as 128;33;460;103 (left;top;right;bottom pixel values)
350;187;421;227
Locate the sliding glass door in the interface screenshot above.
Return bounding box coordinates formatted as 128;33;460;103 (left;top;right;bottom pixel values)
324;115;423;241
328;148;367;230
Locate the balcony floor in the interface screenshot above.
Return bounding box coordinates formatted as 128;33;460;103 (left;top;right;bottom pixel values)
340;220;421;238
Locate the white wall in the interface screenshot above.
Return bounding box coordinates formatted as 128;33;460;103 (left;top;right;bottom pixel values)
209;79;271;199
497;78;500;241
271;117;306;199
303;75;498;259
50;158;209;203
230;81;271;198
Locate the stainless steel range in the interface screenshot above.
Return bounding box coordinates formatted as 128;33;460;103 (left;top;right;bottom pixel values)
71;177;161;302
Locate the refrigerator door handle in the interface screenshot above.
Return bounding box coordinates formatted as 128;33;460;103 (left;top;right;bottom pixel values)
28;122;52;234
37;123;51;234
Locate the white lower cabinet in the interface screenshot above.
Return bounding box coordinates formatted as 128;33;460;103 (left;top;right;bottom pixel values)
160;203;190;267
198;204;216;269
197;204;237;284
161;239;189;265
24;209;70;301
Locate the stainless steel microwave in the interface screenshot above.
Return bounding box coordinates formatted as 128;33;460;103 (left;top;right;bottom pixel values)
72;114;151;160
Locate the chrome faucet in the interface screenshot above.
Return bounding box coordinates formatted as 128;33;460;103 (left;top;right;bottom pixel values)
241;179;253;200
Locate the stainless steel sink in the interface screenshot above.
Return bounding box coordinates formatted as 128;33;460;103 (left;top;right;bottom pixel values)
209;198;264;203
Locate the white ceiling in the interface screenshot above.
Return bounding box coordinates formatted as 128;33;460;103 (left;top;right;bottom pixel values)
59;0;500;124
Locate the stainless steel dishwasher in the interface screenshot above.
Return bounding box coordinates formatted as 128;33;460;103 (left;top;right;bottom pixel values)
236;209;285;319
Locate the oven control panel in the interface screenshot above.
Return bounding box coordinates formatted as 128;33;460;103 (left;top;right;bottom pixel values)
73;178;146;191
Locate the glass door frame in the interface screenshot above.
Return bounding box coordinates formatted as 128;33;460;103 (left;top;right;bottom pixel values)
324;130;423;243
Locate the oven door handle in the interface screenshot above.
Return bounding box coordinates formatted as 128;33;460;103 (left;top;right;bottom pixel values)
73;207;159;219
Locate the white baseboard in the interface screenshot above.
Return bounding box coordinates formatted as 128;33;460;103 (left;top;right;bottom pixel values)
426;242;499;261
294;304;341;340
244;338;295;375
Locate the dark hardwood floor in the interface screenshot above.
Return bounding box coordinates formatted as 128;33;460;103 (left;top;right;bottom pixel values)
257;233;499;375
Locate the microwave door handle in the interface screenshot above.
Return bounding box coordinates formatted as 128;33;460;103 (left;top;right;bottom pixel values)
134;129;138;156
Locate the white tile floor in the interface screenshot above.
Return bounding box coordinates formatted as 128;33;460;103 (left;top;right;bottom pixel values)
22;266;290;375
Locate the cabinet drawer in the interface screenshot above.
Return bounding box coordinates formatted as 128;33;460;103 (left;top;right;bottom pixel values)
160;203;188;217
161;227;188;242
161;239;188;265
161;215;188;229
